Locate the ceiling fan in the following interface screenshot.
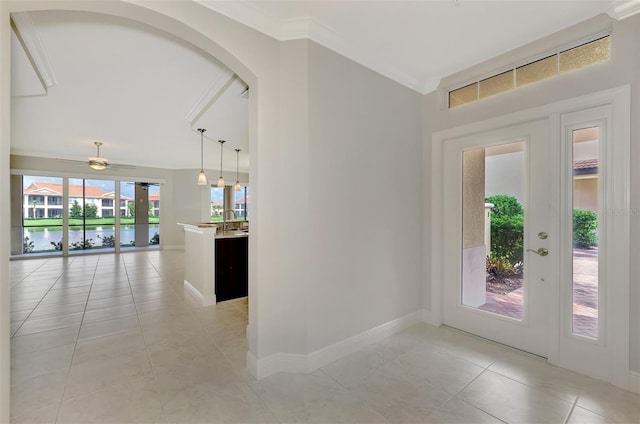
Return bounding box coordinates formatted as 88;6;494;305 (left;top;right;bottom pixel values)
88;141;108;170
58;141;135;171
123;181;160;190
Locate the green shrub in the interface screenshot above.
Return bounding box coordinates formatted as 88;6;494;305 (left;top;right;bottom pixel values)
573;209;598;248
23;236;34;253
489;214;524;264
485;194;523;218
98;234;116;247
70;238;94;250
485;195;524;265
84;204;98;219
486;255;515;276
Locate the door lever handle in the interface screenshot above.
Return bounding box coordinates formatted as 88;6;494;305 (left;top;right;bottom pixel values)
527;248;549;257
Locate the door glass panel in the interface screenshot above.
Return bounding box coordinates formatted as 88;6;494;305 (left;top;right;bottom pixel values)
572;127;599;338
462;142;525;319
22;176;64;255
68;178;116;251
120;181;135;248
148;185;160;246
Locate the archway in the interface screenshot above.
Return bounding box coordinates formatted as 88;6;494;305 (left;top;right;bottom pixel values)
0;1;277;420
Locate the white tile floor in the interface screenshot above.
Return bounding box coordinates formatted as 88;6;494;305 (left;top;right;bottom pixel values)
9;251;640;424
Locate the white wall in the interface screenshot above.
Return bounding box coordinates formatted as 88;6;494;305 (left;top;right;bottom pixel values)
423;14;640;373
307;41;423;352
485;151;525;205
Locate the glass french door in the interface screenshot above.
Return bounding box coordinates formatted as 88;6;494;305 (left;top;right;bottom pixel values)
442;119;554;357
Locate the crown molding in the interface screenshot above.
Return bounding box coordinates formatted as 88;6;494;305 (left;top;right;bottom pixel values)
11;12;57;89
194;0;282;38
195;0;430;94
607;0;640;20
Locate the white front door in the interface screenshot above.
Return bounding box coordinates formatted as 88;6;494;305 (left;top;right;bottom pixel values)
442;119;554;357
433;87;630;388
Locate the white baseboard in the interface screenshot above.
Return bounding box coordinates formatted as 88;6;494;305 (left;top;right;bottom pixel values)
421;308;441;327
162;245;184;251
183;279;216;307
250;310;423;379
630;371;640;394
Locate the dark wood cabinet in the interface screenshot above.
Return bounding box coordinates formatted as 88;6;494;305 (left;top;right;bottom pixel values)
215;236;248;302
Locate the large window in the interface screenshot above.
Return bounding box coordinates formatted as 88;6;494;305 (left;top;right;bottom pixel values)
148;185;160;246
210;187;224;221
210;185;249;222
22;176;63;255
15;175;159;256
120;181;160;248
235;185;249;221
68;178;116;251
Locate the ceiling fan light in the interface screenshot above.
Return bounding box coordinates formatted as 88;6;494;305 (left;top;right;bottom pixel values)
197;170;208;185
88;157;108;170
217;176;225;188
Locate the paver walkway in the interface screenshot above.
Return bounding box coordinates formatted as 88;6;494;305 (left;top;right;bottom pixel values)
479;248;598;338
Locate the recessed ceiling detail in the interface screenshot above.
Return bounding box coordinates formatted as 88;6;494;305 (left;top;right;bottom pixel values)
11;11;57;96
10;11;249;172
185;72;236;125
607;0;640;20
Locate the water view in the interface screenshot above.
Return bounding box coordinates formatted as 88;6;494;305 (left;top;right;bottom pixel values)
23;224;160;252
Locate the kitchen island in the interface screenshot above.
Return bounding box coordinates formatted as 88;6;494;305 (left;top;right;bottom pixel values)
179;223;248;306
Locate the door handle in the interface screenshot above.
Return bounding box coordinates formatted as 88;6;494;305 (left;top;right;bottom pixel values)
527;247;549;257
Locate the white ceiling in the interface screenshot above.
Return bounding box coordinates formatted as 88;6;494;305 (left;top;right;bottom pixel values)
10;1;636;172
11;10;250;172
200;0;623;93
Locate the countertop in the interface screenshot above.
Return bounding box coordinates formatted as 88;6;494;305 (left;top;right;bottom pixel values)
178;223;248;238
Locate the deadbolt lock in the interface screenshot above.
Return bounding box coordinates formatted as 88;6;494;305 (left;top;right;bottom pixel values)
538;232;548;240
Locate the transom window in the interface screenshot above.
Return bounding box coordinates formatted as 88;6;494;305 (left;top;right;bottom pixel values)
449;35;610;109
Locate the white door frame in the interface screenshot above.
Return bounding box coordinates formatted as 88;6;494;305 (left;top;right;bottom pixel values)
442;119;553;357
428;86;630;390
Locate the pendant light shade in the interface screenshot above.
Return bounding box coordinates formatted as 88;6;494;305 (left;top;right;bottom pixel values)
217;140;226;187
234;149;241;192
197;129;208;185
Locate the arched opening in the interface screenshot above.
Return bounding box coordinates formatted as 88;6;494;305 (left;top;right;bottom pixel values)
0;1;272;419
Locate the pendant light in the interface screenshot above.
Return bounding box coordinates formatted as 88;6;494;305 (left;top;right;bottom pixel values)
197;128;208;185
217;140;226;187
234;149;241;192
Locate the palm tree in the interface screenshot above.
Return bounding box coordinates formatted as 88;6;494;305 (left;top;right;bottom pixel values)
31;199;40;219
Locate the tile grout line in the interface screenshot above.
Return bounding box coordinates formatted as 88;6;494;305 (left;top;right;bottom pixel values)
53;255;101;424
10;257;78;339
123;252;170;424
562;396;579;424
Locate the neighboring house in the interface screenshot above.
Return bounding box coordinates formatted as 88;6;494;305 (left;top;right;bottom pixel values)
23;182;133;218
210;201;223;217
234;197;248;219
209;198;248;218
149;193;160;217
573;159;598;213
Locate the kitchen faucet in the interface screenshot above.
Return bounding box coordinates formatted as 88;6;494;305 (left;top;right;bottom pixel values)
222;209;237;232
